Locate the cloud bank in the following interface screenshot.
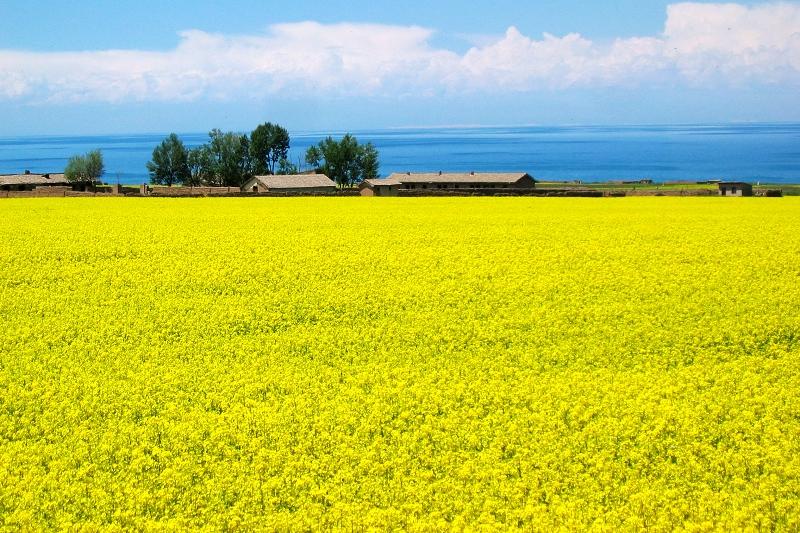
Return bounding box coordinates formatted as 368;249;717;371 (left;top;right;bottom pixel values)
1;2;799;103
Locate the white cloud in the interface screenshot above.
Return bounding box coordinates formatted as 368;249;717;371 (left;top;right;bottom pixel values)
664;2;800;83
0;2;798;103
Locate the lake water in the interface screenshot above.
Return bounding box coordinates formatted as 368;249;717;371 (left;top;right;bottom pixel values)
1;124;798;184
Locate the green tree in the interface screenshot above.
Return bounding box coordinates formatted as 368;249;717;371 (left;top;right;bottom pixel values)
184;130;252;187
305;134;380;187
146;133;190;186
276;158;299;175
211;129;251;187
187;146;213;186
305;146;322;169
65;149;104;184
360;142;380;181
250;122;290;175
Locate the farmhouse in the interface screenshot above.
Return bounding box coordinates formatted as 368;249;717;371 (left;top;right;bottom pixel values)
359;176;404;196
360;172;536;196
0;171;70;191
718;182;753;197
242;174;336;193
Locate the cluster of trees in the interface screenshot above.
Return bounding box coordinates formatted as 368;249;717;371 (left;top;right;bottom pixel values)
147;123;380;188
147;124;291;188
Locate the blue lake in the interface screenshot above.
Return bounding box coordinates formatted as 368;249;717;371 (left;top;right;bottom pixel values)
1;123;798;184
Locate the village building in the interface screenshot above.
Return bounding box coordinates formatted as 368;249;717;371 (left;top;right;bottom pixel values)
242;174;336;194
359;176;404;196
718;182;753;197
360;172;535;196
0;171;71;191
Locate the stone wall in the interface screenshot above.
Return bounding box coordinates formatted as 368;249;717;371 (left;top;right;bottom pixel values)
147;186;240;196
625;189;717;197
397;188;604;197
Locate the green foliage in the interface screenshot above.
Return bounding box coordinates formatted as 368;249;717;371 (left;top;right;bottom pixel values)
360;142;380;181
305;134;380;186
250;122;290;175
187;146;213;187
276;158;299;175
146;134;190;186
64;149;104;183
184;130;252;187
304;146;322;169
207;129;252;187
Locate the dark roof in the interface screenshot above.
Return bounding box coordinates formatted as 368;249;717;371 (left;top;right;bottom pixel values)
0;173;69;186
718;182;753;187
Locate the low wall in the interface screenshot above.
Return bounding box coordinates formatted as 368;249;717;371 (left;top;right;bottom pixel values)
255;189;361;198
1;191;107;198
147;186;241;196
625;189;717;197
0;188;361;199
397;188;603;197
2;185;780;199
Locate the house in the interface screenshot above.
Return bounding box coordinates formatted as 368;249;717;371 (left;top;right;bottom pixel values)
242;174;336;194
359;176;403;196
359;172;536;196
0;171;70;191
718;182;753;197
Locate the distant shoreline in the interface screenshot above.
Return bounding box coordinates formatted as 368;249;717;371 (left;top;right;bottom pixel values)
2;124;798;186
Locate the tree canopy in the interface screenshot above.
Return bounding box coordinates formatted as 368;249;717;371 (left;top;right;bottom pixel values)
186;130;252;187
146;134;190;186
65;149;104;183
250;122;290;175
143;123;374;188
305;134;380;187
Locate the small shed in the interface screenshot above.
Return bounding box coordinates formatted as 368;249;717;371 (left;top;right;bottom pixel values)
242;174;336;194
359;177;403;196
718;182;753;197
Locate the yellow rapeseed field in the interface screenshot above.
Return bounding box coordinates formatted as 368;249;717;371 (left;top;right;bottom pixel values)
0;197;799;530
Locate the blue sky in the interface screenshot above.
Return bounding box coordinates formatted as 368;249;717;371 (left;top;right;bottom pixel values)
0;0;798;135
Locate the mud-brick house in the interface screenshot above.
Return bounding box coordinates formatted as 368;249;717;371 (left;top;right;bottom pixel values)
359;172;536;196
359;176;403;196
242;174;336;194
718;182;753;197
0;171;71;191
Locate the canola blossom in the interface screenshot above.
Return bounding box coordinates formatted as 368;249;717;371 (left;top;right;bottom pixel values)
0;197;799;530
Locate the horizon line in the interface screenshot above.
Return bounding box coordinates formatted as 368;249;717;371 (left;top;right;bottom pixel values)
2;120;799;140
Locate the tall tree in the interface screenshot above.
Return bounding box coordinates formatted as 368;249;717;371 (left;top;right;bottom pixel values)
277;158;299;175
187;145;213;186
305;134;380;187
250;122;290;175
206;129;252;187
146;133;190;186
360;142;380;181
65;149;104;184
304;146;322;169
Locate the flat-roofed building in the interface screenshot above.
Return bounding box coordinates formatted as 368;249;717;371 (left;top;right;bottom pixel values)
359;172;535;196
0;172;70;191
718;182;753;197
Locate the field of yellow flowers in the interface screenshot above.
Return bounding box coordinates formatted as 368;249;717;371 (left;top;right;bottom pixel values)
0;197;799;529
